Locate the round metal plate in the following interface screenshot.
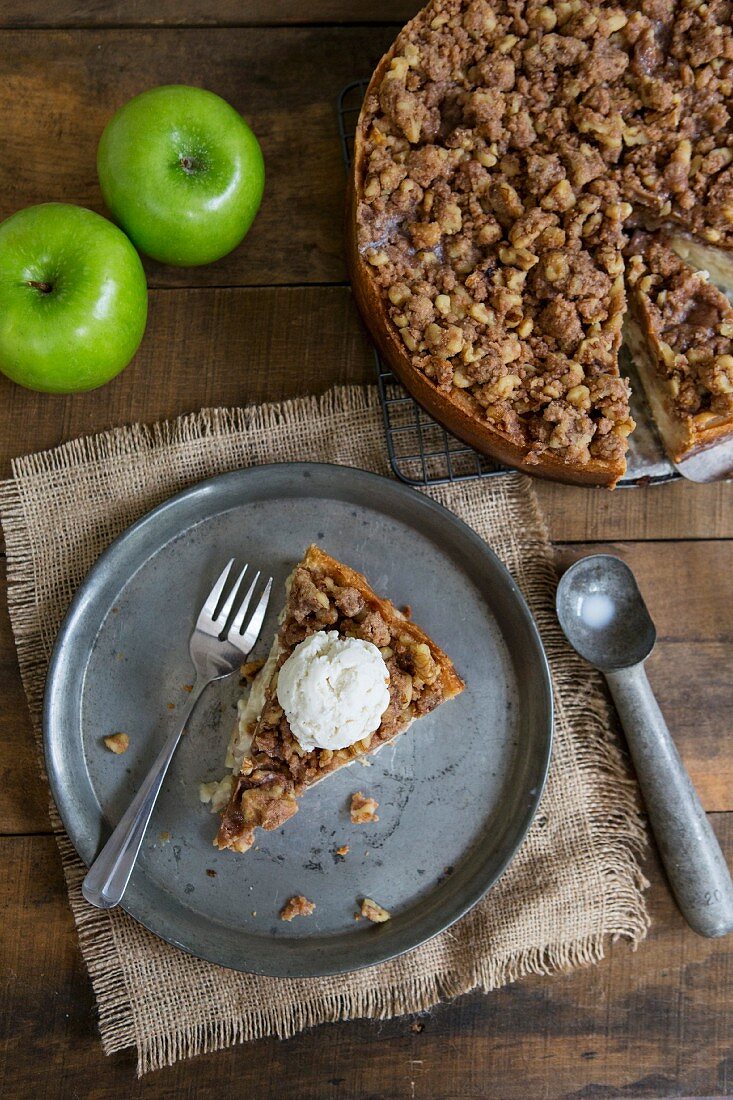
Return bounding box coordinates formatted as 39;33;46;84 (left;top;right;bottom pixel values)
44;463;553;977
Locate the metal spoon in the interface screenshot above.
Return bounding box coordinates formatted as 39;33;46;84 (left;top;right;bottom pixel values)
556;553;733;938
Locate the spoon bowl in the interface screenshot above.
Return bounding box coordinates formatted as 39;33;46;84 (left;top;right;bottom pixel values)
556;554;656;671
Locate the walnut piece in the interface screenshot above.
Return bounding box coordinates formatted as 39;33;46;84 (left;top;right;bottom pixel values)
350;791;380;824
280;895;316;922
103;733;129;755
360;897;391;923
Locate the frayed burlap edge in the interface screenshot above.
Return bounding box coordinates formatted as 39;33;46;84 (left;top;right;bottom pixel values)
0;386;649;1075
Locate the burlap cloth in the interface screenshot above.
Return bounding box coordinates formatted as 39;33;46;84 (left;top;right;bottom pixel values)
0;385;649;1075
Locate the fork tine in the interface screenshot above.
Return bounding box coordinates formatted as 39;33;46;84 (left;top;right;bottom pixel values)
235;576;273;653
212;563;248;628
229;571;260;635
196;559;234;628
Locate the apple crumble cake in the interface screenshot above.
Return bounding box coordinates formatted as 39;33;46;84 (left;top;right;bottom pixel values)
625;232;733;461
212;546;464;853
349;0;733;485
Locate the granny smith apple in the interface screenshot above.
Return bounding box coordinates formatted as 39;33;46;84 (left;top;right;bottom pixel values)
97;85;265;266
0;203;148;393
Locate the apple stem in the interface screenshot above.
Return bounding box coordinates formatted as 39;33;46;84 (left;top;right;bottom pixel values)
28;280;52;293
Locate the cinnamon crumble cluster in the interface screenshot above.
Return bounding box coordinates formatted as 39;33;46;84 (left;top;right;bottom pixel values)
280;895;316;921
626;232;733;421
355;0;733;469
217;560;446;852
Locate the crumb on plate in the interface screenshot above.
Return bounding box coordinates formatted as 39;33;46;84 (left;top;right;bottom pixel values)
336;844;350;857
360;897;391;923
280;895;316;922
241;658;265;681
350;791;379;824
103;732;129;755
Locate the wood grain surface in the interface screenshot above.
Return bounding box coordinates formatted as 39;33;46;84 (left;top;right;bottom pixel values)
0;5;731;1098
2;821;731;1099
0;1;420;28
0;287;729;542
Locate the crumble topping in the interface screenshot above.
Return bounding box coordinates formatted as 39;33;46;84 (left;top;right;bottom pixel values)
355;0;733;471
360;897;392;922
626;232;733;421
280;895;316;921
350;792;380;823
103;732;129;754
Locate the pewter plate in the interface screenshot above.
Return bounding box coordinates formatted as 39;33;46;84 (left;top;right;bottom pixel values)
44;463;552;977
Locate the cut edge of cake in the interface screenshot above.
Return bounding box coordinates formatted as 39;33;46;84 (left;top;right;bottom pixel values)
624;236;733;465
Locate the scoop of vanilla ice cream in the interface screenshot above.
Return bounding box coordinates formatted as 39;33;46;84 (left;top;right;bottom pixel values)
276;630;390;751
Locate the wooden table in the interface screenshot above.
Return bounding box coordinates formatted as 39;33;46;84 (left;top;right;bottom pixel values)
1;4;731;1097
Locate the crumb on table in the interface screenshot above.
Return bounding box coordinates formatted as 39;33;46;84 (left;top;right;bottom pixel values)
336;844;350;857
350;791;379;824
103;732;129;754
360;897;391;923
280;895;316;922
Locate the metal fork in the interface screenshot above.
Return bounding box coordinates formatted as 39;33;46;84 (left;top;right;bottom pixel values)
82;561;272;910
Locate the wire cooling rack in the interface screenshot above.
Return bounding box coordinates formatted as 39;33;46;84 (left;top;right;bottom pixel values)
338;80;679;488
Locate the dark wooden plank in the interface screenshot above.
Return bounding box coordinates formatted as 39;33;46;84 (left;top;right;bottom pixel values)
0;26;396;287
556;543;733;644
0;284;730;540
0;1;421;28
536;477;733;542
0;286;373;482
0;579;47;835
2;541;730;836
1;820;731;1098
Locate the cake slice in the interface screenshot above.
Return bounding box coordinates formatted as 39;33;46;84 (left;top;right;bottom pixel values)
212;545;464;853
624;233;733;464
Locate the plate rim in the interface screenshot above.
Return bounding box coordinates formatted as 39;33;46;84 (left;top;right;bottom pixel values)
43;461;553;977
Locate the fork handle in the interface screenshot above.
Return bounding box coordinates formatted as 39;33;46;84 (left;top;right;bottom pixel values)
82;680;207;909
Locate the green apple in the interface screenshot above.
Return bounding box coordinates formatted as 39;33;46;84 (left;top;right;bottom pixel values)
0;203;148;393
97;85;265;266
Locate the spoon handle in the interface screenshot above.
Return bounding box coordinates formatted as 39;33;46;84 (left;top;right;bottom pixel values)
605;663;733;938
